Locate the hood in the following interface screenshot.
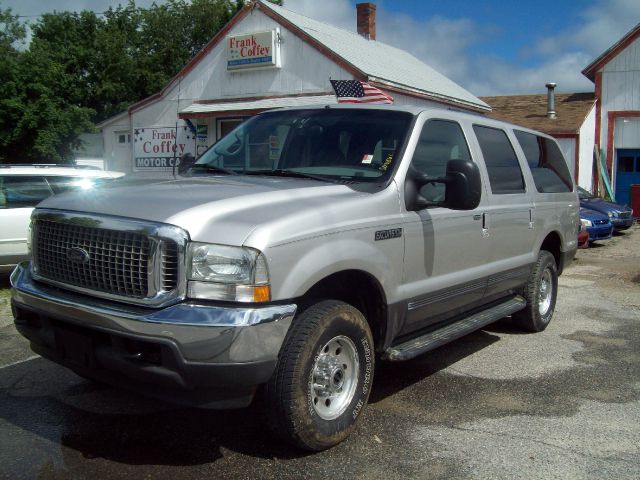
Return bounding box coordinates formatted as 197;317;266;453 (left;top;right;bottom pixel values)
580;197;629;213
579;207;609;221
38;175;383;246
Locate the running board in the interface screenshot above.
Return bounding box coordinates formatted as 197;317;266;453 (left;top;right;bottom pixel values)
383;296;526;361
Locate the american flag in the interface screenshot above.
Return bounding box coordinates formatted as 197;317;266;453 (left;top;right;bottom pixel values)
330;80;394;104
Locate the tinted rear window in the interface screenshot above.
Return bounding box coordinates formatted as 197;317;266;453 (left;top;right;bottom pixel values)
514;131;573;193
473;125;525;194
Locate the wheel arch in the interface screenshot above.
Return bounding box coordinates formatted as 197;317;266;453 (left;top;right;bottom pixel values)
296;269;388;352
539;230;563;272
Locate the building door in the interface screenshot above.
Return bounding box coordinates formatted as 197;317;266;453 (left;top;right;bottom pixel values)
615;149;640;206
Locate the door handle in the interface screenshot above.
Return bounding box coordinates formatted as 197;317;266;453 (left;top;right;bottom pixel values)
482;213;490;238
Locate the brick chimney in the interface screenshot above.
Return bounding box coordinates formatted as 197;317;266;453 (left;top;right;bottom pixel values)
356;3;376;40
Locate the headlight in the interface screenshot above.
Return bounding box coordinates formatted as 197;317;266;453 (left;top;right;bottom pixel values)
580;219;592;227
607;211;614;218
187;243;270;302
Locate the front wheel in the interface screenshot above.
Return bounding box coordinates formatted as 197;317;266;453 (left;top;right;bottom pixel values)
264;300;374;451
513;250;558;332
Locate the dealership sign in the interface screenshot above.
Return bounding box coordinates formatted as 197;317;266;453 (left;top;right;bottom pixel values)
227;29;280;71
133;125;207;172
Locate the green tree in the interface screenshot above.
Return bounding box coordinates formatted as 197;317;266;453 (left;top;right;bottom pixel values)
0;4;27;162
0;0;245;163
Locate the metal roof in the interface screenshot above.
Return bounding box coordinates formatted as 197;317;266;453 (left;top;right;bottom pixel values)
258;1;489;112
181;95;338;115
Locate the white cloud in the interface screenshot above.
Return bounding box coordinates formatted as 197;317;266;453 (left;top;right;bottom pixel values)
286;0;639;96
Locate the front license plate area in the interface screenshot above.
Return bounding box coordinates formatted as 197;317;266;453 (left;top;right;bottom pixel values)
54;327;96;369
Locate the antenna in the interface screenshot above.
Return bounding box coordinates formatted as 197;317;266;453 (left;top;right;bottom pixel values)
172;78;182;177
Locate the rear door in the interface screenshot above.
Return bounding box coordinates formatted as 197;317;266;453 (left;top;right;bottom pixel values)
470;125;535;297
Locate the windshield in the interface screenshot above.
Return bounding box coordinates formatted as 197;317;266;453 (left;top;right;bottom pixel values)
192;109;413;183
577;186;594;200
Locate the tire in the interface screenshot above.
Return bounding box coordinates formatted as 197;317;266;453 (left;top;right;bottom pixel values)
513;250;558;332
264;300;374;451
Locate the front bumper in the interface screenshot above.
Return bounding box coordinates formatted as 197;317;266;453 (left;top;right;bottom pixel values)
586;224;613;241
612;217;634;230
10;263;296;408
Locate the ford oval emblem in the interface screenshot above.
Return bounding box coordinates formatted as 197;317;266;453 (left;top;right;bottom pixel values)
67;247;90;264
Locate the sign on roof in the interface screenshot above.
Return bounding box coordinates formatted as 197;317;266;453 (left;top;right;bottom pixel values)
227;29;280;71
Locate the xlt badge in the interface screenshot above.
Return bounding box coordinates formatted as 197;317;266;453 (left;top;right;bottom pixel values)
375;228;402;241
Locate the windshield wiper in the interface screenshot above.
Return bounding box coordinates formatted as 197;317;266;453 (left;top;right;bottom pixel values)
242;169;334;183
189;164;238;175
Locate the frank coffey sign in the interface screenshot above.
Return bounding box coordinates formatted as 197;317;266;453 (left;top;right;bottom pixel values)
133;125;207;172
227;30;280;71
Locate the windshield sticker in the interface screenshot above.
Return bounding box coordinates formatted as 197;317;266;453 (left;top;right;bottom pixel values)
379;153;393;171
362;154;374;164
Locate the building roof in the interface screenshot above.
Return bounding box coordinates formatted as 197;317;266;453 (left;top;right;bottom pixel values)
258;1;489;112
480;92;596;135
96;110;129;129
130;1;489;115
582;23;640;81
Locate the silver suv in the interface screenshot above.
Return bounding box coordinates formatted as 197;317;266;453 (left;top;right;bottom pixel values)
11;105;579;450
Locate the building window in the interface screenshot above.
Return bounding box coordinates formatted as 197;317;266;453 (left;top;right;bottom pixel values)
217;118;245;140
116;131;131;146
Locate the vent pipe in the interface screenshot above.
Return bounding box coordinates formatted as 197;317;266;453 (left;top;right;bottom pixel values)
546;82;557;119
356;3;376;40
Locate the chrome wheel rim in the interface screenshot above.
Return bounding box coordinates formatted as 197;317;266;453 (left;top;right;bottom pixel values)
310;335;359;420
538;268;553;316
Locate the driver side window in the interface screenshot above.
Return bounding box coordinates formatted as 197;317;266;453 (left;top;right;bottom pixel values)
410;120;471;203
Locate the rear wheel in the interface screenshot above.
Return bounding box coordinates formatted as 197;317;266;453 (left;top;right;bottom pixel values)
513;250;558;332
264;300;374;451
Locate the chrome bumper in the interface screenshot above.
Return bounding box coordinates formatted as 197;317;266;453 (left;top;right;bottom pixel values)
10;263;297;407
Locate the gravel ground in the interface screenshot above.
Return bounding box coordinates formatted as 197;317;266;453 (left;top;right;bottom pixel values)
0;225;638;479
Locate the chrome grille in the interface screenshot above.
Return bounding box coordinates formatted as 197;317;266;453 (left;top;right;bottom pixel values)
34;220;153;298
620;211;631;219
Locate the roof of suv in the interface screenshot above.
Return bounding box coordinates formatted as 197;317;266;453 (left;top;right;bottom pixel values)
0;165;124;178
266;104;559;141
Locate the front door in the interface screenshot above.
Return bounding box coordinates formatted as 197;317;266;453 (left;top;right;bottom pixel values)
615;149;640;206
401;118;490;335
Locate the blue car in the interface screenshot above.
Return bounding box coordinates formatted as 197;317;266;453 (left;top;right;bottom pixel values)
580;207;613;243
578;187;634;231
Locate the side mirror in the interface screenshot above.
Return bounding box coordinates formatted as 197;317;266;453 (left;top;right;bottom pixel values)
405;160;482;211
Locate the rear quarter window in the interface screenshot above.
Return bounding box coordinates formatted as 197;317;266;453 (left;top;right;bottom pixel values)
514;131;573;193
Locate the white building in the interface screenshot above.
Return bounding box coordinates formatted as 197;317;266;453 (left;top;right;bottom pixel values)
582;22;640;208
98;1;489;175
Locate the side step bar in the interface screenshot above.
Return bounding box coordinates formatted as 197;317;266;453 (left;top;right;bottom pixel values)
383;296;526;361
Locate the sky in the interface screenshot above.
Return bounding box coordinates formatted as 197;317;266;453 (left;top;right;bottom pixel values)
3;0;640;96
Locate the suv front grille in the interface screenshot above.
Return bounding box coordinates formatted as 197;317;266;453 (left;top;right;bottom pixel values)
34;220;152;298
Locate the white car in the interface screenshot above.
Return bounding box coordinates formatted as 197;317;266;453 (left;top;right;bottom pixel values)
0;165;124;273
